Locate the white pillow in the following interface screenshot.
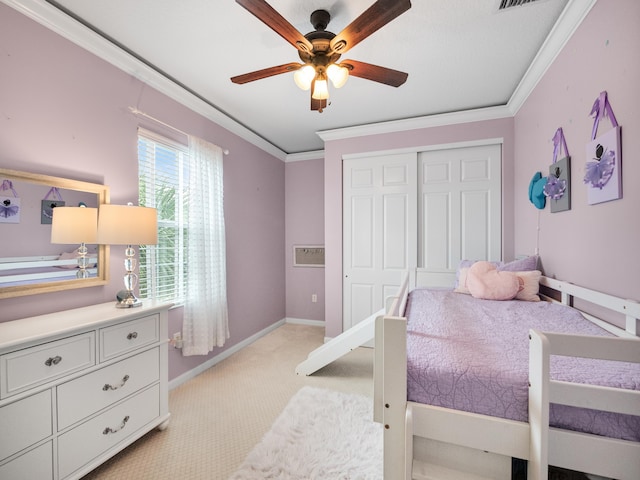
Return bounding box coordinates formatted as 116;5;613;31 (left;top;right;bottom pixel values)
514;270;542;302
454;267;471;294
57;250;79;269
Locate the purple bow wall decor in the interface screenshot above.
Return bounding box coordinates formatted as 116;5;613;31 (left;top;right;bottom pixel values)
584;91;622;205
0;179;21;224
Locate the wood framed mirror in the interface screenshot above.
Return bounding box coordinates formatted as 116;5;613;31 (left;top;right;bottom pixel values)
0;168;110;299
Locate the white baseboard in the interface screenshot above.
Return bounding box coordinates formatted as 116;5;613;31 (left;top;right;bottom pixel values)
285;317;325;327
168;318;286;390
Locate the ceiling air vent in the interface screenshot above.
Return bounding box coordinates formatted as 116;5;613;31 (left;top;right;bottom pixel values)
499;0;540;9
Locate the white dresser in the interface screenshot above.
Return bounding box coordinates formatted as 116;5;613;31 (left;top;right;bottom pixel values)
0;301;171;480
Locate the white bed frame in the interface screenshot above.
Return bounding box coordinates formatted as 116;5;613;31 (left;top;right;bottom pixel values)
374;273;640;480
0;254;98;285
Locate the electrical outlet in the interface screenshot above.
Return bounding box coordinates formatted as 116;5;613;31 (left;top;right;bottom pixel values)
311;294;317;303
170;332;183;349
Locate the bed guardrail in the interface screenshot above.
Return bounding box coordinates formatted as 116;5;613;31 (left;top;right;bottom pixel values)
529;329;640;479
540;276;640;337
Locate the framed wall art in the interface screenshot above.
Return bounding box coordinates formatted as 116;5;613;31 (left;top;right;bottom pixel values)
584;91;622;205
544;127;571;213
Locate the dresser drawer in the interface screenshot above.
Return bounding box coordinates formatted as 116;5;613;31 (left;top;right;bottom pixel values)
0;333;95;398
0;390;52;460
58;384;160;479
99;314;159;362
0;441;53;480
57;347;160;430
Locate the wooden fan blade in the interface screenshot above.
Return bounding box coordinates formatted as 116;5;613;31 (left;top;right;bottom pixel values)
236;0;313;53
341;60;408;87
330;0;411;55
231;62;301;84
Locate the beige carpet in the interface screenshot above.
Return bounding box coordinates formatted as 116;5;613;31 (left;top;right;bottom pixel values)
82;323;374;480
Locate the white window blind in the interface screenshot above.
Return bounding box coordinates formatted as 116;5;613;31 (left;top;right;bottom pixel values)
137;128;189;304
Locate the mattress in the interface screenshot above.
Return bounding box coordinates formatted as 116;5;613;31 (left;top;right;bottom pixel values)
405;288;640;441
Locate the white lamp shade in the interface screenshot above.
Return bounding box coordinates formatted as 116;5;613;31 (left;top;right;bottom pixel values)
294;65;315;91
327;63;349;88
311;78;329;100
51;207;98;244
97;204;158;245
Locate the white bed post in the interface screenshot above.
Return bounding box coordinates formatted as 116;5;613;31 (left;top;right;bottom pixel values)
528;329;550;480
377;315;408;480
404;405;414;480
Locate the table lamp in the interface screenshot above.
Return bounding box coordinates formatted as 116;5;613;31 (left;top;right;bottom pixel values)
97;203;158;308
51;205;98;279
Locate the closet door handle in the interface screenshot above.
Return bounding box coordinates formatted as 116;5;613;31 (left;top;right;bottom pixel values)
44;355;62;366
127;332;138;340
103;374;130;391
103;415;130;435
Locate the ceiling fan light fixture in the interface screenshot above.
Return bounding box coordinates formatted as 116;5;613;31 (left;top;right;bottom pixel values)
327;63;349;88
294;65;316;91
311;77;329;100
232;0;411;112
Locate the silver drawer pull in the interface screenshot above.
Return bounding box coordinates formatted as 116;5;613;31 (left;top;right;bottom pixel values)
44;355;62;366
103;415;130;435
127;332;138;340
103;374;130;391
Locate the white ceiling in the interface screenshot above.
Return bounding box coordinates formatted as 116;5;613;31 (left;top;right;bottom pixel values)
7;0;593;157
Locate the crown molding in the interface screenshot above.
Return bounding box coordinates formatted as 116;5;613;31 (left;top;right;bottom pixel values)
317;105;513;142
1;0;288;162
507;0;597;115
285;150;324;163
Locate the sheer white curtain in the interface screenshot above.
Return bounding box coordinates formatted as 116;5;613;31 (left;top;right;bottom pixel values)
182;135;229;355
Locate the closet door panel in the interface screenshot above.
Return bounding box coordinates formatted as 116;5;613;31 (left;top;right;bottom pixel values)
343;153;417;331
419;144;501;286
350;196;374;268
383;194;409;270
422;191;451;271
461;190;490;261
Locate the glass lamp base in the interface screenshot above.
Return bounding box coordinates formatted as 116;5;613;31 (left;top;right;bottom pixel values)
115;289;143;308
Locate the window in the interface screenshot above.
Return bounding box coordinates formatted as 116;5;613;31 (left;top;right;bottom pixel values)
138;128;189;304
138;127;229;353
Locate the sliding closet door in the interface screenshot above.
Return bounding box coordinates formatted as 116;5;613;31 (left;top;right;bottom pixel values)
417;144;502;286
343;153;417;331
342;143;501;331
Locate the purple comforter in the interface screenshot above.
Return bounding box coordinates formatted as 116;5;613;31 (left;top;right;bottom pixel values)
405;288;640;441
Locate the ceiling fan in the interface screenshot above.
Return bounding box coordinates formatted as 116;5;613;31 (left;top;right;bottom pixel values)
231;0;412;113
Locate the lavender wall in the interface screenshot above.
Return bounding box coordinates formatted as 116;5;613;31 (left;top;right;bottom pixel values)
323;118;515;337
513;0;639;301
285;158;325;321
0;4;286;381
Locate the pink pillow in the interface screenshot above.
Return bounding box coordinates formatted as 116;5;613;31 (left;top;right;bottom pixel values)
467;261;520;300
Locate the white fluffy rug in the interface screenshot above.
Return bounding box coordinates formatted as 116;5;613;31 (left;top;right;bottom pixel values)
228;386;383;480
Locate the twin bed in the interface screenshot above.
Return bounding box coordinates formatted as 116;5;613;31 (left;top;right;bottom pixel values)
373;269;639;480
